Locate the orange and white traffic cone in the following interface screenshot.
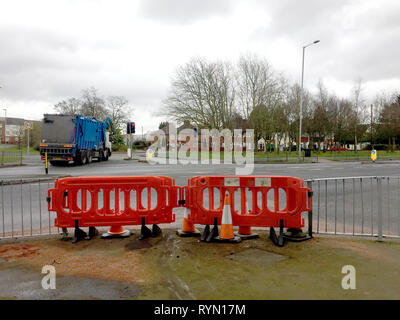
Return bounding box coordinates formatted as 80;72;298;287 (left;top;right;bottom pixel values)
177;208;200;237
217;194;241;243
102;225;131;239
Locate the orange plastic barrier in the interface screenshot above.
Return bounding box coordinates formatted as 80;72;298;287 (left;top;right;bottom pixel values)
184;176;311;230
48;176;179;229
47;175;312;246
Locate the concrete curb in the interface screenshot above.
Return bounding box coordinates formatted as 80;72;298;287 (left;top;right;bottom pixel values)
0;175;72;185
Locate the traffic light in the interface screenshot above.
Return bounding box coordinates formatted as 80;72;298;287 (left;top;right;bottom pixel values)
127;122;136;134
132;122;136;134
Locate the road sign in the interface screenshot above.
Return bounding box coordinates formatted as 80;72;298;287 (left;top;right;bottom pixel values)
146;149;153;160
371;150;377;162
24;121;33;130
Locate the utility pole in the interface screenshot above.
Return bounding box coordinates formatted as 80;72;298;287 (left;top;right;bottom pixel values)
299;40;320;161
370;104;373;149
3;108;6;144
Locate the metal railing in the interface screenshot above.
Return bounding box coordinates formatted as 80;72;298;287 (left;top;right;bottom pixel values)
306;176;400;240
0;151;23;166
0;176;399;241
0;179;58;238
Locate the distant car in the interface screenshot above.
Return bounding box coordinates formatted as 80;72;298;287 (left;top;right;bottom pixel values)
283;146;297;151
328;146;350;151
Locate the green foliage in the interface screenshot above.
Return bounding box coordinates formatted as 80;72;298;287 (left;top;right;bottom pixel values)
159;122;169;129
111;128;125;151
133;139;150;149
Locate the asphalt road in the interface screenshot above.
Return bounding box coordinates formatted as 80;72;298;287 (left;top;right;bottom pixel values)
2;153;400;182
0;154;399;237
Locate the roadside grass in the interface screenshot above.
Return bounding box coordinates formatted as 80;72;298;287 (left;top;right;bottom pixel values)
0;156;23;164
0;145;40;155
2;231;400;299
153;150;400;162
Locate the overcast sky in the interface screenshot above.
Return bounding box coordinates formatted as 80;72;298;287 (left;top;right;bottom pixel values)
0;0;399;133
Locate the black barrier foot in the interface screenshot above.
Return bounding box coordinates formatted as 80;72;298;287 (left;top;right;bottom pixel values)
269;227;278;246
201;225;210;242
278;233;285;247
283;228;311;242
269;226;285;247
61;228;72;241
152;224;162;237
85;226;99;240
138;218;152;240
72;220;87;244
206;218;219;243
278;220;285;247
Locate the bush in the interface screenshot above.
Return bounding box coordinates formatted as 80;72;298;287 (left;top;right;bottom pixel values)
112;144;128;152
133;140;150;149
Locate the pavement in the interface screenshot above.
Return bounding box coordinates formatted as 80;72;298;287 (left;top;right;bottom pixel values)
1;230;400;299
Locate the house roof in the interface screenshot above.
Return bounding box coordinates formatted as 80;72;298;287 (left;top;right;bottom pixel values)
1;117;40;126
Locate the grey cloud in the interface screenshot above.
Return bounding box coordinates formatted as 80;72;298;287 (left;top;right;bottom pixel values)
0;25;162;108
137;0;233;25
248;0;400;84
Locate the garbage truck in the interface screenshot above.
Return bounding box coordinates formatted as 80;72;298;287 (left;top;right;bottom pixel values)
39;114;113;166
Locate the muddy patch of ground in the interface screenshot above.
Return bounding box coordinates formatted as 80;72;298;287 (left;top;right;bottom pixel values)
0;268;141;299
0;230;399;299
226;248;288;266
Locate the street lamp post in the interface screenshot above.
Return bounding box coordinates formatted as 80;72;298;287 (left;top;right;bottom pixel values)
2;108;6;145
299;40;320;160
0;86;5;145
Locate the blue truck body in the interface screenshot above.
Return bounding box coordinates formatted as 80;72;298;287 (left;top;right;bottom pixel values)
40;114;113;165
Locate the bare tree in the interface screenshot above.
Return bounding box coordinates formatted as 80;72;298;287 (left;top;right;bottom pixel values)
283;83;313;151
378;93;400;151
106;96;133;129
80;87;108;119
351;79;365;151
53;88;132;131
249;104;273;151
163;57;235;130
308;81;335;151
54;98;82;115
236;54;282;120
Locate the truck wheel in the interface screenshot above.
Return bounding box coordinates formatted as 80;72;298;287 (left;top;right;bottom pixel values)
75;151;87;165
87;152;93;164
103;149;109;161
97;151;103;162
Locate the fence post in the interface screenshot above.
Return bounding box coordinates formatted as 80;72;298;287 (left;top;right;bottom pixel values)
20;151;22;165
307;180;313;238
1;151;3;166
377;177;383;242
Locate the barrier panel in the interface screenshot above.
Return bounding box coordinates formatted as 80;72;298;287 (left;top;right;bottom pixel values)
185;176;311;229
48;176;179;242
48;175;312;246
